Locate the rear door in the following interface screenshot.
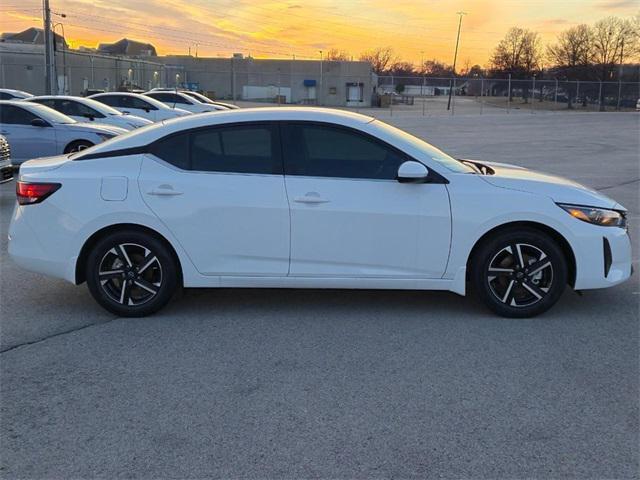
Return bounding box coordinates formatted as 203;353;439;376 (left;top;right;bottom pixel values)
139;122;290;276
282;121;451;278
0;104;57;163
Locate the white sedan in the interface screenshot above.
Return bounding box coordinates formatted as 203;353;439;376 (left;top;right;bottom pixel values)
144;91;227;113
25;96;152;130
88;92;191;122
8;108;632;318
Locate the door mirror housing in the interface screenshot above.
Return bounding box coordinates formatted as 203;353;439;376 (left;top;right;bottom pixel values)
30;118;48;128
397;161;429;183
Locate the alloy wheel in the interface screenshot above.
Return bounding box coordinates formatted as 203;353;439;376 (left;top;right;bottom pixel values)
98;243;163;306
487;243;554;308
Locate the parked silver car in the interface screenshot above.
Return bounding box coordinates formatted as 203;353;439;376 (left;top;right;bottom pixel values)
0;135;12;183
0;100;127;165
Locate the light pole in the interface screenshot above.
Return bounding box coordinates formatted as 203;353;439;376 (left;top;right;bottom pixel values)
447;11;466;111
52;21;66;94
319;50;323;106
420;50;424;96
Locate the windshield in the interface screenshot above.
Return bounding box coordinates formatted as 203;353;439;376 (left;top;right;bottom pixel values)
184;91;212;104
81;98;123;116
372;120;474;174
27;103;76;124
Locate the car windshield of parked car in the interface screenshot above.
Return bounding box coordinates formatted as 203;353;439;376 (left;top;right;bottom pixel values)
82;98;124;116
372;119;474;174
184;91;214;104
27;103;76;124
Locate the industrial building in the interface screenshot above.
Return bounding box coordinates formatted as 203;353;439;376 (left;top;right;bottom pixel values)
0;29;375;106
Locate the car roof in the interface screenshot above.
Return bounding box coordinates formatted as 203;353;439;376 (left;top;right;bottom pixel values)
90;92;159;100
0;88;33;96
75;107;375;157
28;95;90;102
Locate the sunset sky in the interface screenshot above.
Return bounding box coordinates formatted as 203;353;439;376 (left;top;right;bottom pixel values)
1;0;638;66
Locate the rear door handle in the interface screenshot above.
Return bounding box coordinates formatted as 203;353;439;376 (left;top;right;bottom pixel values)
147;185;183;196
294;193;330;204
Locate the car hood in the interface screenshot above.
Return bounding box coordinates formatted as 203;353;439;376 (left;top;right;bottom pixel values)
60;122;127;136
467;159;623;210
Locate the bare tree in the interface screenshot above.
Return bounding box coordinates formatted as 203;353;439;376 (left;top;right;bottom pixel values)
490;27;542;102
592;16;638;78
547;24;594;107
420;59;453;76
325;49;351;61
491;27;542;74
547;24;594;70
359;47;397;74
591;16;639;109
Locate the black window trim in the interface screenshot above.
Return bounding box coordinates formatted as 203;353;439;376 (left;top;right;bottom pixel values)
280;120;448;184
74;120;449;184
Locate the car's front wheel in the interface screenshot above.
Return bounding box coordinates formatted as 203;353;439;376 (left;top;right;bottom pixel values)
86;230;179;317
471;228;568;318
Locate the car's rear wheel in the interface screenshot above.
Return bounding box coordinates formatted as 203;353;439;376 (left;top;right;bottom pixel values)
86;230;178;317
64;140;94;153
471;228;567;318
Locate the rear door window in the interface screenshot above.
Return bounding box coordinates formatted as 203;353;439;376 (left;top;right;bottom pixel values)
149;123;281;174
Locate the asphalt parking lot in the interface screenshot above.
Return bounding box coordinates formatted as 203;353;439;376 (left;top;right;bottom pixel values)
1;110;638;479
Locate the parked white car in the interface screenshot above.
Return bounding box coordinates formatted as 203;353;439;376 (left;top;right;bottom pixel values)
0;100;127;165
0;88;33;100
144;91;227;113
181;91;240;109
8;108;632;318
147;88;239;110
88;92;191;121
25;96;153;130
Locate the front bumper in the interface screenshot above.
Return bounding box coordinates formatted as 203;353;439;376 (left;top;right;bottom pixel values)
0;164;13;183
573;226;632;290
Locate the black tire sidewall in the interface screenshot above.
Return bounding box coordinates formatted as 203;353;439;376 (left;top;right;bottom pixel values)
471;228;568;318
86;230;178;317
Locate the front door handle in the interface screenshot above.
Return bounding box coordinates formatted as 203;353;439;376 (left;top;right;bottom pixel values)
147;185;183;196
294;192;330;204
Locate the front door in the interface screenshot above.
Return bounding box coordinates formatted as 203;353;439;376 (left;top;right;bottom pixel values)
0;104;57;163
139;122;290;276
282;122;451;278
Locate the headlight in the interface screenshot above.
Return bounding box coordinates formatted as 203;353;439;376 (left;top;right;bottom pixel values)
558;204;627;228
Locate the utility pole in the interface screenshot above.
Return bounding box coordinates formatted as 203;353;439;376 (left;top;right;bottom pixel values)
319;50;323;106
42;0;55;94
447;11;466;111
616;38;624;111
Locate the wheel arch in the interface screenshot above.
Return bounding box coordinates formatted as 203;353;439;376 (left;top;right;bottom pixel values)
63;139;94;154
75;223;184;286
466;221;577;287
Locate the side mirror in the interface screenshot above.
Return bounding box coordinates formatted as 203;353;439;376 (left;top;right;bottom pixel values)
83;114;95;121
397;160;429;183
30;118;48;128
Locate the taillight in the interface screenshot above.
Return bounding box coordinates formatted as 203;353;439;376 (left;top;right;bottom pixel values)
16;181;61;205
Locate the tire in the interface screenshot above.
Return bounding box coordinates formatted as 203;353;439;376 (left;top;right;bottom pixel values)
470;227;568;318
64;140;94;154
85;230;179;317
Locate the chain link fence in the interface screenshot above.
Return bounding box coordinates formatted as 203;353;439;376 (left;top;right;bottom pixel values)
2;47;639;115
376;75;640;115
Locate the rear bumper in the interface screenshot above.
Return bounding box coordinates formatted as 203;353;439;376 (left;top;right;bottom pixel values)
8;205;75;283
